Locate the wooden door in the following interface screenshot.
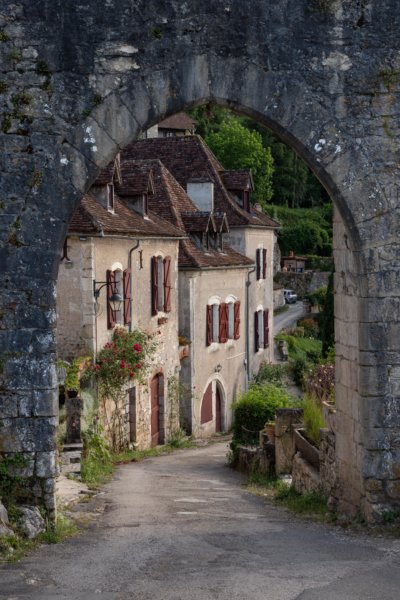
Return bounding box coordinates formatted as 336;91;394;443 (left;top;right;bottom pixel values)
215;386;222;433
151;375;160;447
128;388;136;444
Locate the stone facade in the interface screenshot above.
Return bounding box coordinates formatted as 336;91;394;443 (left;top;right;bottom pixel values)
57;235;181;450
1;0;400;521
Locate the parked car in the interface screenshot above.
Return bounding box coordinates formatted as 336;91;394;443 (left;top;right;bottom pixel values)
284;289;297;304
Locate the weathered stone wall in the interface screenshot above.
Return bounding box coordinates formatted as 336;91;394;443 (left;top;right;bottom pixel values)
1;0;400;520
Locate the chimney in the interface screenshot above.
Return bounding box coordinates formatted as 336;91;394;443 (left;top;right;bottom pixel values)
290;250;294;257
187;179;214;212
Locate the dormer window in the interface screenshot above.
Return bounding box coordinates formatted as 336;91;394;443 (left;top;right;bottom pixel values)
107;184;115;212
143;193;148;216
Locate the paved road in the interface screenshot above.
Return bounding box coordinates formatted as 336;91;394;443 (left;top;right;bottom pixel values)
273;302;305;337
1;442;400;600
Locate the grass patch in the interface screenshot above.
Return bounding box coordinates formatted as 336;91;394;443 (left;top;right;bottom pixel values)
0;513;78;563
246;474;328;519
114;438;196;464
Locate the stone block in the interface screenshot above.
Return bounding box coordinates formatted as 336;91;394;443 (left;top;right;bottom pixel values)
274;408;303;475
292;453;322;495
386;480;400;500
36;451;56;478
0;417;57;452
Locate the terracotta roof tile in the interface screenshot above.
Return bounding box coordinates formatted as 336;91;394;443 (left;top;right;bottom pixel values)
221;169;254;191
123;136;280;229
116;161;154;196
68;193;184;238
181;212;214;233
158;112;196;131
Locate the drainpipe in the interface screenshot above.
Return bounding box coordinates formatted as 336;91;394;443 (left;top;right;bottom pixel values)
245;266;256;389
128;240;141;331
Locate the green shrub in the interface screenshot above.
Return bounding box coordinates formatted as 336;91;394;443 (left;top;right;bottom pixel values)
297;317;319;338
290;356;312;387
255;362;287;386
81;423;113;486
303;395;326;446
232;384;292;445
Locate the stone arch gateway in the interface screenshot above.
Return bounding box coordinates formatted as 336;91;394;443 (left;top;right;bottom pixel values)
1;0;400;522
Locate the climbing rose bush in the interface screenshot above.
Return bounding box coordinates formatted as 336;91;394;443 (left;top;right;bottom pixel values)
88;327;156;395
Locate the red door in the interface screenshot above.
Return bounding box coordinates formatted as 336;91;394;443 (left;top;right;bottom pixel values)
215;386;222;433
151;375;160;447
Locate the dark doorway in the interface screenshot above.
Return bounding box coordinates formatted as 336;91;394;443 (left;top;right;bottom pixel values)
151;375;161;447
215;385;222;433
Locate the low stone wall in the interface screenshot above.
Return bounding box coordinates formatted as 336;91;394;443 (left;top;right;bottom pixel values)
275;408;303;475
236;444;275;476
292;453;322;494
320;429;337;508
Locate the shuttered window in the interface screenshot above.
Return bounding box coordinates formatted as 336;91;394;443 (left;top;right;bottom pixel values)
234;300;241;340
163;256;171;312
219;303;228;343
206;305;212;346
106;269;116;329
262;248;267;279
256;249;261;280
151;255;172;315
206;303;220;345
263;308;269;348
255;310;265;352
123;268;131;325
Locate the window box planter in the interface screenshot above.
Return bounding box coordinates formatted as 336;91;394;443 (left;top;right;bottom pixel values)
294;427;320;470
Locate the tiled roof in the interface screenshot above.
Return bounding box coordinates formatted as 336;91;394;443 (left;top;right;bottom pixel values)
116;161;154;196
68;193;184;238
93;161;115;186
123;136;280;229
158;112;196;131
179;239;254;270
119;159;252;269
221;169;254;191
181;212;213;233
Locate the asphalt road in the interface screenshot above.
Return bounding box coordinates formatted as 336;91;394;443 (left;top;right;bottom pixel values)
273;302;305;336
1;442;400;600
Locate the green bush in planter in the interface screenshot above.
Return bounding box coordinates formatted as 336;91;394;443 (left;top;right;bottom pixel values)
303;394;326;446
232;384;292;445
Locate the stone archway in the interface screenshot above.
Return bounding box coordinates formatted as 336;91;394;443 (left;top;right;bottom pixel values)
1;0;399;521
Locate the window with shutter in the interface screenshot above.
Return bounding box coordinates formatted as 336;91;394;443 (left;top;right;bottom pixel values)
151;257;158;316
263;308;269;348
228;302;234;339
262;248;267;279
258;309;264;348
234;300;240;340
254;310;259;352
163;256;171;312
206;305;212;346
219;303;228;343
123;268;131;325
256;249;261;280
212;304;219;342
107;269;116;329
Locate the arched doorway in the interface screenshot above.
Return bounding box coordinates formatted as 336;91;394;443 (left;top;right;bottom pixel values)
215;385;222;434
201;380;225;434
2;2;399;521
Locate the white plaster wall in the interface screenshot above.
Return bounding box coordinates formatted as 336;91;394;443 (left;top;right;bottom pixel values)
227;227;276;378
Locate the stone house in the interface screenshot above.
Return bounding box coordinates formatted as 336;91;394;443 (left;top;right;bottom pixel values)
144;112;197;139
57;157;185;449
281;251;307;272
123;136;279;434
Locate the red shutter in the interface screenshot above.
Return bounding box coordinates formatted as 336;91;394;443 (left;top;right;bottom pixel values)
254;311;259;352
219;303;228;343
206;305;212;346
264;309;269;348
256;249;261;280
123;268;131;325
234;300;241;340
263;248;267;279
201;383;213;424
106;269;116;329
163;256;171;313
151;257;158;316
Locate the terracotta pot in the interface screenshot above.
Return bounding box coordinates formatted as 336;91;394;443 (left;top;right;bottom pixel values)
294;427;320;469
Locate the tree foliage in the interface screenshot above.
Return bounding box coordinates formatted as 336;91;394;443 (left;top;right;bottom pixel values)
206;119;274;205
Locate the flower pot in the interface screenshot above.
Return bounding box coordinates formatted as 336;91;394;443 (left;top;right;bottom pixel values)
294;427;320;469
